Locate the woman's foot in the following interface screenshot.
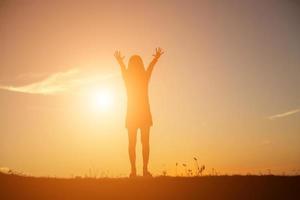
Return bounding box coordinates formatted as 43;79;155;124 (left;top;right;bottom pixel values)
129;170;136;178
143;170;152;177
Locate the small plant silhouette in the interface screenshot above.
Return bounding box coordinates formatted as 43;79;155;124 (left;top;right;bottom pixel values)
193;157;205;176
182;163;188;176
172;158;207;177
188;169;193;176
175;163;178;176
162;170;167;176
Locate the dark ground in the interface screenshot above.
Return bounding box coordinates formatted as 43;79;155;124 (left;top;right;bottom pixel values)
1;172;299;200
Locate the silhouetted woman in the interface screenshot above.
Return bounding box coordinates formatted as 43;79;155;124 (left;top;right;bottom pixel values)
114;48;164;177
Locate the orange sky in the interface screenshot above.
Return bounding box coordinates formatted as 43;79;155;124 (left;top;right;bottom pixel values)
0;0;300;177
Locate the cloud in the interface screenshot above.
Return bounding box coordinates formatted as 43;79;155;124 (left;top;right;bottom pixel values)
268;108;300;120
0;69;117;95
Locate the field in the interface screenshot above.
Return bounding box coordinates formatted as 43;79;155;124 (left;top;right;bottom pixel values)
1;172;299;200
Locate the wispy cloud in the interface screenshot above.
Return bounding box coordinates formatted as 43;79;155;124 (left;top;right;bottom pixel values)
268;108;300;120
0;69;117;95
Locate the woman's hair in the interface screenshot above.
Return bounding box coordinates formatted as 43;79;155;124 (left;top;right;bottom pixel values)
127;55;145;78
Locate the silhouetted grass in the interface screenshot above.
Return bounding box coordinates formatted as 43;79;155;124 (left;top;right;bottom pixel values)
1;172;299;200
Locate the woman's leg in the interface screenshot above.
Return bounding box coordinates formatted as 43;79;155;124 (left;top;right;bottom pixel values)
128;128;137;176
141;127;150;174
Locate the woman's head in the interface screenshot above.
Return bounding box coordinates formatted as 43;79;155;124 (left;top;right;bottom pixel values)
128;55;145;77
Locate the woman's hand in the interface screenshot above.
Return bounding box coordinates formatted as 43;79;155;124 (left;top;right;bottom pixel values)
146;47;164;77
152;47;164;59
114;50;127;75
114;50;125;61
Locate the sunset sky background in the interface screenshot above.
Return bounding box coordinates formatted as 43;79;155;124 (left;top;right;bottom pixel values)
0;0;299;177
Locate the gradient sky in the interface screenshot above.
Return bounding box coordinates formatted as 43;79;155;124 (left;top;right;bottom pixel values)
0;0;299;177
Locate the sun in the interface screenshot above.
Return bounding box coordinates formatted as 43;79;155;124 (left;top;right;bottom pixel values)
89;88;114;111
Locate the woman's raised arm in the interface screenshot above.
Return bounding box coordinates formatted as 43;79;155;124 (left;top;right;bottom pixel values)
114;50;126;76
147;47;164;78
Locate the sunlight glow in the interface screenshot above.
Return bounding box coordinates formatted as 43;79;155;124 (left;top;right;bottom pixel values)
89;88;114;111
